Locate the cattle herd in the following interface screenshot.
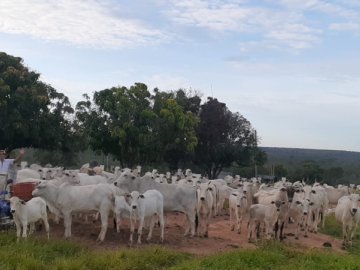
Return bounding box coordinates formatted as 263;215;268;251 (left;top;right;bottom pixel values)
2;162;360;249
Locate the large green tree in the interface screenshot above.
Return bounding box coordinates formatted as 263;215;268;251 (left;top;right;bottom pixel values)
194;97;262;179
76;84;199;169
76;83;158;167
0;52;78;160
152;89;199;170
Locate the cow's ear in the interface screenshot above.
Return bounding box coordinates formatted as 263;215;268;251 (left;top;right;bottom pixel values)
20;200;26;205
139;194;145;199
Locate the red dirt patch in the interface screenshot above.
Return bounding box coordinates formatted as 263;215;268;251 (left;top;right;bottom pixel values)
33;212;345;256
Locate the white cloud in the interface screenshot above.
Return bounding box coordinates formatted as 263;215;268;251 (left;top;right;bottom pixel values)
330;22;360;32
164;0;322;50
0;0;168;48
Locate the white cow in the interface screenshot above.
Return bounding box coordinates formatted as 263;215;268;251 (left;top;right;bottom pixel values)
287;199;311;239
16;168;41;181
9;196;49;241
114;195;131;233
253;187;289;240
229;190;248;234
114;171;197;237
196;183;214;237
324;185;349;205
76;172;108;185
248;200;284;242
335;193;360;247
32;182;121;241
304;185;329;233
127;190;164;244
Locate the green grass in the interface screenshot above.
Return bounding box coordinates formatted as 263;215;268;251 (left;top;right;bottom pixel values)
171;242;360;270
1;231;360;269
320;213;360;254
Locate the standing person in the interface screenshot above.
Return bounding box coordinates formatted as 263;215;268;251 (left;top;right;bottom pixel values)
0;148;25;193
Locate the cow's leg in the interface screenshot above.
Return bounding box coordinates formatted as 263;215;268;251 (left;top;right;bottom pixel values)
159;212;165;243
185;210;196;237
235;209;241;234
116;214;122;233
22;220;28;239
97;207;109;242
342;223;348;246
230;208;235;231
147;215;156;242
137;217;144;244
14;219;21;242
63;212;72;238
279;221;285;240
247;220;253;242
29;223;35;235
42;216;50;240
129;216;135;245
274;220;279;239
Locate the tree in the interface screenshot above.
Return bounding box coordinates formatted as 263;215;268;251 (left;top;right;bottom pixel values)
194;97;260;179
76;85;200;169
76;83;160;168
0;52;78;160
152;91;199;170
292;160;324;183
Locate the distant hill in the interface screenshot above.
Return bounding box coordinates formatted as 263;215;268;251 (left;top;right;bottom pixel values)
261;147;360;167
259;147;360;184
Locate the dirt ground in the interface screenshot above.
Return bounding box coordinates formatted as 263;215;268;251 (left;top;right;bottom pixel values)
32;211;345;256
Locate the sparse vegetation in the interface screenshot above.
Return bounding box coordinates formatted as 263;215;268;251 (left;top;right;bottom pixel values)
320;213;360;254
1;233;360;270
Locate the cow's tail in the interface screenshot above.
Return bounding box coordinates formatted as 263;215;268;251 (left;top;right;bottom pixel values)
195;188;199;233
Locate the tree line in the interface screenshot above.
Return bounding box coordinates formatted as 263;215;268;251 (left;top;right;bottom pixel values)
0;52;264;179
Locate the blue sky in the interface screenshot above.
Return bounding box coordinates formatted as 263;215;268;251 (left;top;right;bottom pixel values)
1;0;360;152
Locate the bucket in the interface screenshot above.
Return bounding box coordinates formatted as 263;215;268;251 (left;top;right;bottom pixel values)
10;182;38;201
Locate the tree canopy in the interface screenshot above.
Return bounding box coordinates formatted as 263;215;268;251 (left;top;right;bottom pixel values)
194;97;263;179
1;51;265;176
0;52;78;160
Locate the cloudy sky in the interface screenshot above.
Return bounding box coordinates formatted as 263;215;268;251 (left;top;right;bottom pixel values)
1;0;360;151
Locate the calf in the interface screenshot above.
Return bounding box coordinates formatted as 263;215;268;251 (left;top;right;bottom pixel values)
335;193;360;247
196;183;214;237
287;199;310;239
254;187;289;240
229;190;248;234
304;185;329;233
127;190;164;245
248;200;284;242
114;171;197;237
10;196;49;241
